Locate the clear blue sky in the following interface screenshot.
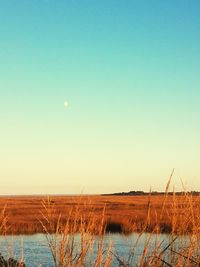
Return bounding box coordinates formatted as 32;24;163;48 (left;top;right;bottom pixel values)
0;1;200;194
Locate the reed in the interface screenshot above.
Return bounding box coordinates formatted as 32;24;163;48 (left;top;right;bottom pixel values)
0;205;8;236
39;197;113;267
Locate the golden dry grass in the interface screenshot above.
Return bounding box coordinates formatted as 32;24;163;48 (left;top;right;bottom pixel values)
0;193;200;235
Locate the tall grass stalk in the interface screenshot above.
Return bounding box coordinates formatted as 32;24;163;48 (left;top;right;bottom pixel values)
39;197;113;267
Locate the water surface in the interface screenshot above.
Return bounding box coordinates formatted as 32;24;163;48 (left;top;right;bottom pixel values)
0;233;188;266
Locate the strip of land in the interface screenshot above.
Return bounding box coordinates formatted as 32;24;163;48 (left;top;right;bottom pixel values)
0;194;199;235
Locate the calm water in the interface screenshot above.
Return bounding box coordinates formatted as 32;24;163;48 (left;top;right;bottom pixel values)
0;233;188;266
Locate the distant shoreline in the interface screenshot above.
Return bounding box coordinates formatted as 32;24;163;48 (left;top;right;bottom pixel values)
102;190;200;196
0;190;200;198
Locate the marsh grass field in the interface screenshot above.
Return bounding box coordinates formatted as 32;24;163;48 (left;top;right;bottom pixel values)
1;193;200;235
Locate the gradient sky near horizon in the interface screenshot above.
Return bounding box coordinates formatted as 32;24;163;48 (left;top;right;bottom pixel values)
0;1;200;194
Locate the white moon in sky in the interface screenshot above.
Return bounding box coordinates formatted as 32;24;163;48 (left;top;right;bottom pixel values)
64;101;69;108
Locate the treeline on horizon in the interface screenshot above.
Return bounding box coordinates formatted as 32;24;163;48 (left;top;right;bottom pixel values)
102;190;200;196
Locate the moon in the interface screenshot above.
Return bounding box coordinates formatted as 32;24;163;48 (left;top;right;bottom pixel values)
64;101;69;108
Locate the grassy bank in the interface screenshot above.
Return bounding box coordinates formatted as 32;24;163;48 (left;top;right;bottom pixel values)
0;192;200;235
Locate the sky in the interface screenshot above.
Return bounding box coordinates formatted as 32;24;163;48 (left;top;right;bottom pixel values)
0;1;200;195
